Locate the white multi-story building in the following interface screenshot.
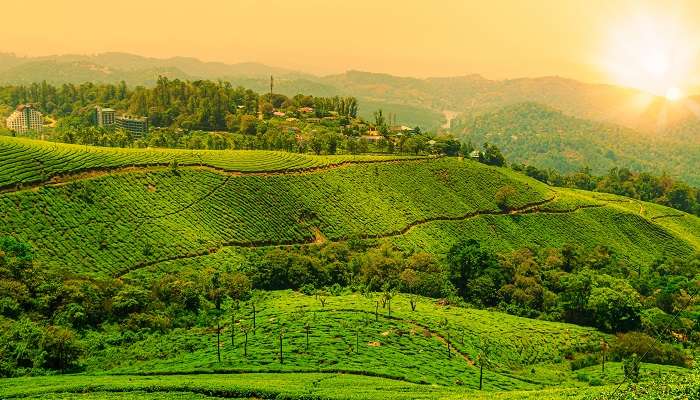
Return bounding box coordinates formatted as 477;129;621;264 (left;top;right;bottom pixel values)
6;104;43;133
96;106;116;127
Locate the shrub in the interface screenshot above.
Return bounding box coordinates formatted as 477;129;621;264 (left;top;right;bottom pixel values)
571;353;599;370
612;332;691;367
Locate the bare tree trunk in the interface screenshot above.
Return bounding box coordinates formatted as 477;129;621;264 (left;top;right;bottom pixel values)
279;335;283;364
216;315;221;362
231;312;235;346
602;352;605;373
244;333;248;357
479;364;483;390
252;304;256;334
447;331;451;358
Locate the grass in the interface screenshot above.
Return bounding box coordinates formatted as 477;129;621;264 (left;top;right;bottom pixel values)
75;291;608;390
2;289;696;399
1;360;697;400
2;142;700;399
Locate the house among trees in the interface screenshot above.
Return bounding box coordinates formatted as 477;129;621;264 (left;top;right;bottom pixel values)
390;125;414;134
298;106;314;114
115;115;148;137
469;149;482;160
96;106;116;127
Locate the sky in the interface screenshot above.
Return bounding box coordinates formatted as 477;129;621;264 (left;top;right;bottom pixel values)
2;0;700;93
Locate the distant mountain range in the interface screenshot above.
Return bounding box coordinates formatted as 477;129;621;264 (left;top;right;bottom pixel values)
4;52;700;132
1;52;700;184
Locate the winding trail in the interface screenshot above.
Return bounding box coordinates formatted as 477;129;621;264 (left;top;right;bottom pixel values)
651;213;687;221
117;194;607;278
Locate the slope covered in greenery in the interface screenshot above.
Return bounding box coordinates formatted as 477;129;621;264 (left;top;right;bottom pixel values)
1;291;696;399
1;142;699;399
0;136;421;190
1;138;698;277
454;102;700;186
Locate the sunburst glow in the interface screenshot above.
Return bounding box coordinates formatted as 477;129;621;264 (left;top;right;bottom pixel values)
599;11;699;99
666;87;683;101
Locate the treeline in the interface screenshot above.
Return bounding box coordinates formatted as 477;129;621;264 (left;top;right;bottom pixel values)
0;78;358;131
48;119;463;156
513;164;700;216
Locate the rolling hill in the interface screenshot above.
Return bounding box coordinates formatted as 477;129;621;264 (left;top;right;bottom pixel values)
454;102;700;186
2;137;698;277
1;137;699;399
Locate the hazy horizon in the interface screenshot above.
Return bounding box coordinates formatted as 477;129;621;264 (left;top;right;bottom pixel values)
2;1;700;92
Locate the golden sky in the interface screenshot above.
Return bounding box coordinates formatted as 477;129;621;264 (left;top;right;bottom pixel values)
2;0;700;90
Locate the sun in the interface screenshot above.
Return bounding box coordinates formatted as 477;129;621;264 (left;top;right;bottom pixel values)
666;87;683;101
598;10;698;98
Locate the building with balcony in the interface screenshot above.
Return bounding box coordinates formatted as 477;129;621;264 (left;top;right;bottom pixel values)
96;106;116;127
6;104;43;134
115;115;148;137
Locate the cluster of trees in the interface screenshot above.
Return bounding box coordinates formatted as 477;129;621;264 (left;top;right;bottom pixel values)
447;240;698;348
460;142;506;167
0;78;358;132
513;164;700;216
0;236;252;376
47;114;463;156
250;241;452;299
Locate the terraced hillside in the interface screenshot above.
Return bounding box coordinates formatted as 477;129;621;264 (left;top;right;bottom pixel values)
0;136;423;191
0;136;698;277
1;137;699;399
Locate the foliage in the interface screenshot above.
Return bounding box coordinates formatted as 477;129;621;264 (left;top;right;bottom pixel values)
457;102;700;186
513;164;700;217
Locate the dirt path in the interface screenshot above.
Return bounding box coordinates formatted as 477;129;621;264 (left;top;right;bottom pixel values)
116;194;609;277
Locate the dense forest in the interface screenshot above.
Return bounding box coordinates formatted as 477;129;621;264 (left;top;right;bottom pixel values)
455;102;700;186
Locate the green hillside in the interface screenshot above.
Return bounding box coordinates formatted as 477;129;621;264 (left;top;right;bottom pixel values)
2;137;698;277
1;138;699;399
454;102;700;186
0;136;421;191
1;291;696;399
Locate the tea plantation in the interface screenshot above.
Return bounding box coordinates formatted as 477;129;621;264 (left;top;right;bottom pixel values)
1;137;698;399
